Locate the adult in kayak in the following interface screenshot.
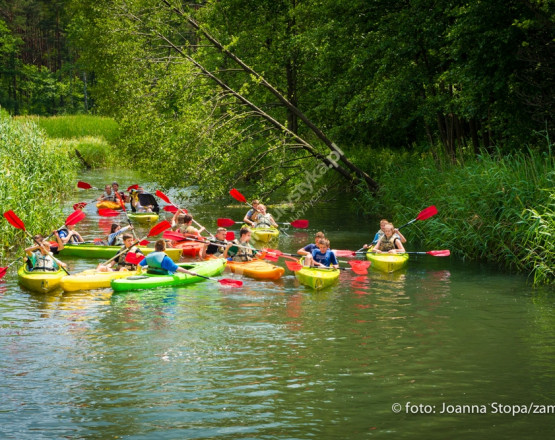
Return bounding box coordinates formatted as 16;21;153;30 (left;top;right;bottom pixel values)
138;240;190;275
107;223;134;246
253;204;278;228
97;233;143;271
200;227;228;259
98;184;116;202
111;181;128;203
243;199;260;227
224;228;263;262
364;219;406;248
371;223;406;254
58;224;84;244
304;238;339;269
297;231;326;256
172;211;205;236
24;232;66;271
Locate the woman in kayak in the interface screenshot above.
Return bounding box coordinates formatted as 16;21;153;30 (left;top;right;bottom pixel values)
200;227;228;259
107;223;133;246
297;231;325;256
363;219;406;249
372;223;406;254
304;238;339;269
254;204;278;228
24;232;66;271
243;199;260;227
98;184;116;202
97;233;143;271
223;228;263;262
139;240;189;275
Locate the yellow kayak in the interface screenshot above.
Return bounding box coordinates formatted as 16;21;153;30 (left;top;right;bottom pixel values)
127;212;159;224
226;259;284;280
96;201;121;210
18;265;65;293
251;227;279;242
366;251;409;272
295;258;340;290
61;268;141;292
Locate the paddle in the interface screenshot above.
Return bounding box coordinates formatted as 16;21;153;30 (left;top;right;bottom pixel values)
181;270;243;287
162;205;186;214
0;257;23;279
115;191;139;240
156;190;211;236
124;252;145;265
101;221;171;266
355;249;450;257
229;188;252;207
46;210;86;240
3;210;70;275
397;205;438;230
284;260;369;274
77;180;98;190
333;249;357;258
163;231;238;247
217;218;308;229
97;208;121;217
127;184;139;192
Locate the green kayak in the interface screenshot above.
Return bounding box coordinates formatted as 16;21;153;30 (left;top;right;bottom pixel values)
58;243;182;262
111;258;226;292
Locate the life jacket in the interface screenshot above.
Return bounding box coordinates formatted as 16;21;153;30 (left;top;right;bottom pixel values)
58;227;80;243
31;250;58;271
206;241;226;257
101;191;116;202
255;213;273;228
379;234;398;252
185;226;201;236
246;208;258;222
229;239;255;262
144;251;170;275
115;245;142;270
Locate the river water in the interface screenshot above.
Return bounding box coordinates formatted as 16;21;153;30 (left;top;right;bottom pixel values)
1;169;554;439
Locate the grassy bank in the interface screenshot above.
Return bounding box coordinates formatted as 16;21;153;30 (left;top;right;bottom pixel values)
354;143;554;285
0;112;79;253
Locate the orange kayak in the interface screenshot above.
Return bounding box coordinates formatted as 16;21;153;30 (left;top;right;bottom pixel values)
226;260;284;280
174;241;203;257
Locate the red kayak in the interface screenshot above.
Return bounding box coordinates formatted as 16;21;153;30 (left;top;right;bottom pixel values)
172;235;204;257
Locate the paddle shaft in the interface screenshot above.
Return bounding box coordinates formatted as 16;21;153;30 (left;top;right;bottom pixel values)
102;239;143;265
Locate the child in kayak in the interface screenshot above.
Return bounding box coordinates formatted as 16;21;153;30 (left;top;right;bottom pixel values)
223;228;263;262
297;231;325;256
139;240;189;275
304;238;339;269
107;223;134;246
254;204;278;228
200;227;228;259
372;223;406;254
364;219;406;248
172;211;205;236
97;233;143;271
58;224;84;244
24;233;66;271
243;199;260;227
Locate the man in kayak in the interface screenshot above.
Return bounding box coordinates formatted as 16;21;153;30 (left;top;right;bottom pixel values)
372;223;406;254
200;227;228;259
297;231;325;256
24;232;66;271
243;199;260;227
58;224;84;244
253;204;278;228
98;184;116;202
139;240;189;275
97;233;143;271
111;181;128;203
223;228;264;261
304;238;339;269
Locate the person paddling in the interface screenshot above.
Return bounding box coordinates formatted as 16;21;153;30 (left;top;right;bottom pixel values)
107;223;134;246
138;240;190;275
253;204;278;228
364;218;406;248
172;211;205;236
24;232;66;271
297;231;326;256
97;233;143;271
98;184;116;202
304;238;339;269
372;223;406;254
200;227;228;259
243;199;260;227
223;228;263;262
58;223;84;244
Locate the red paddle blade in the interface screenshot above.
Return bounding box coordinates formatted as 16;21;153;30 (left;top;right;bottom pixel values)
155;190;172;205
125;252;145;265
416;205;438;221
77;180;93;190
263;248;283;256
229;188;247;204
217;218;236;227
219;278;243;287
264;253;279;262
348;260;370;275
127;184;139;192
285;261;302;271
333;249;357;257
0;267;8;279
148;220;172;237
225;231;235;241
163;205;180;213
66;210;86;226
162;230;187;241
290;219;309;229
73;202;87;210
139;240;150;246
428;250;450;257
98;208;120;217
3;210;25;230
115;191;126;211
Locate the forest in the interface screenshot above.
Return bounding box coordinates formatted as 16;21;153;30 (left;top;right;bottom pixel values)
0;0;553;283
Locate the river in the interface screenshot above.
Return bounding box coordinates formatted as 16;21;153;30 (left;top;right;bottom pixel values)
1;169;554;439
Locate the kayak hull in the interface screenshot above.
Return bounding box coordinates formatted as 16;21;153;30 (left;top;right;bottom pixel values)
96;201;121;210
127;212;159;224
17;265;65;293
226;260;284;280
366;252;409;272
58;244;182;262
111;258;227;292
295;259;340;290
251;227;279;242
174;241;203;257
61;269;140;292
